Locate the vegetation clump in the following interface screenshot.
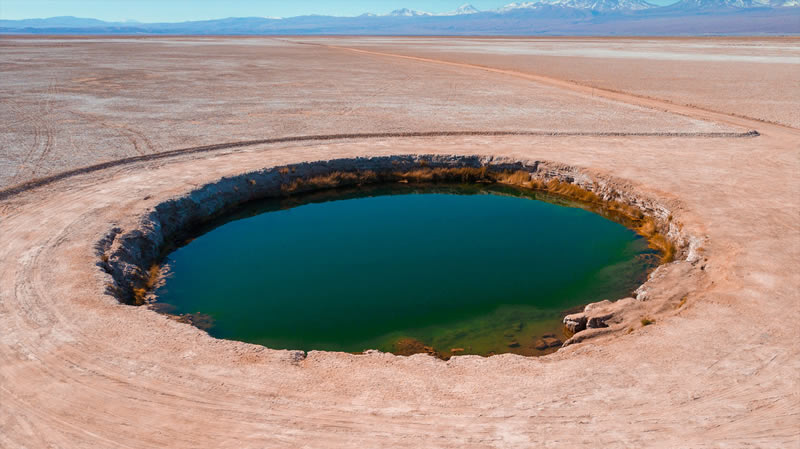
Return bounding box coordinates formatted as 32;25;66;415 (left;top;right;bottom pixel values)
393;166;490;183
281;170;378;193
132;264;161;306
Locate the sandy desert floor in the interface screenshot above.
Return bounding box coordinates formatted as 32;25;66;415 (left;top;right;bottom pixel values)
0;36;798;448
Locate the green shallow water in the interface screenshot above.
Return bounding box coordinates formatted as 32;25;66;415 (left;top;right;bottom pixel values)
154;184;658;357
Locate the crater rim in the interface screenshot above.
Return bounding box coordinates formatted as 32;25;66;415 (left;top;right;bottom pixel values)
95;154;706;359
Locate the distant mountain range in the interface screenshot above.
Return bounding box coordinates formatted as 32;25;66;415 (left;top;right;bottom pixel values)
1;1;798;35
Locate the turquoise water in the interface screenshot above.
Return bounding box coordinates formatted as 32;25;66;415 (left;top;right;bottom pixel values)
154;184;657;357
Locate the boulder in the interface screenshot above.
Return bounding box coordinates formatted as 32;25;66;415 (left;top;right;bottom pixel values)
587;313;614;329
561;297;641;345
564;313;587;333
584;299;613;312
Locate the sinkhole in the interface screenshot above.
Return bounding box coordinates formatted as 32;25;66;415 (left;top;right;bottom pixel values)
149;181;661;359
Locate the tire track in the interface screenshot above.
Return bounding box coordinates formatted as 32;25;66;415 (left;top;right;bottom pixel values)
0;129;759;201
5;80;58;184
3;100;47;185
69;111;155;157
27;79;59;179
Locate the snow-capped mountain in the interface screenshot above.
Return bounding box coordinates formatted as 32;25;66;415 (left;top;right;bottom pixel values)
497;0;656;11
445;4;481;15
447;4;480;16
545;0;657;10
665;0;768;8
387;5;480;17
386;8;432;17
477;0;796;11
658;0;798;7
495;2;539;11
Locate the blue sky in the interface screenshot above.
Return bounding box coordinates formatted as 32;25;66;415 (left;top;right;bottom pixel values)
0;0;676;21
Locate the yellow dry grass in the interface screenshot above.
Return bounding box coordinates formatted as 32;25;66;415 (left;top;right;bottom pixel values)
281;170;378;193
394;166;490;183
497;170;531;185
132;264;161;306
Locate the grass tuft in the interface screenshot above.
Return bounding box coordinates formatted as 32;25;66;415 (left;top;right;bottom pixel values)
637;217;657;237
648;234;675;263
281;170;378;194
641;317;655;326
634;217;675;262
544;179;600;203
132;264;161;306
497;170;531;186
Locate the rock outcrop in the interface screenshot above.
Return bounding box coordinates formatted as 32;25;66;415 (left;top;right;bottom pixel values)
562;259;707;347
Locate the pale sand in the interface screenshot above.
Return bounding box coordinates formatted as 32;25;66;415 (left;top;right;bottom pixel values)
0;37;798;448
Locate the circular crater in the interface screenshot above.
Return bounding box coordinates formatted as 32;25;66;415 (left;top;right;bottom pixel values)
98;154;694;358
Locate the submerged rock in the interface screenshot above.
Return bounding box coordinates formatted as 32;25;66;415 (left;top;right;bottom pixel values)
149;302;177;314
535;335;563;350
542;337;562;348
393;337;442;358
176;312;215;330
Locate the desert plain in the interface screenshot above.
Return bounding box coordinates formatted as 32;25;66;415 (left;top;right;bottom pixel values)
0;36;799;448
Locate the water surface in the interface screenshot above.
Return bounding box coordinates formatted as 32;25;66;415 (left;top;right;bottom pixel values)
154;184;657;357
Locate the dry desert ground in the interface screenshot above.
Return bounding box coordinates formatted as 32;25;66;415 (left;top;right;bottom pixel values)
0;36;799;448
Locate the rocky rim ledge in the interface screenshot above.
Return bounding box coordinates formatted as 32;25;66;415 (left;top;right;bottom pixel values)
96;154;708;353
